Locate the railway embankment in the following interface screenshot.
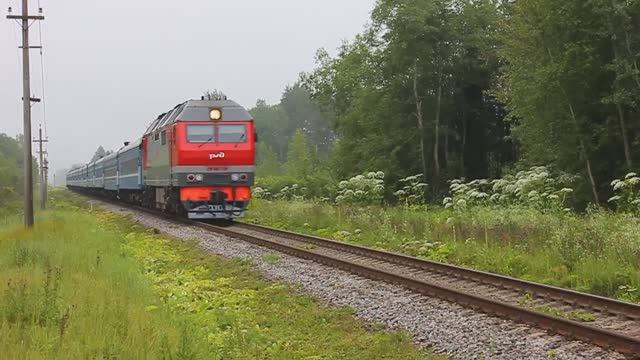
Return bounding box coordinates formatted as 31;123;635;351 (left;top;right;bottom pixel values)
0;191;431;359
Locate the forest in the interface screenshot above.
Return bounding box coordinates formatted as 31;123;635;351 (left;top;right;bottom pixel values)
252;0;640;209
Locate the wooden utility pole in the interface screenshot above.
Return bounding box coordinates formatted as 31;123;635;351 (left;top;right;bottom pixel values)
7;0;44;226
34;125;48;210
43;158;49;204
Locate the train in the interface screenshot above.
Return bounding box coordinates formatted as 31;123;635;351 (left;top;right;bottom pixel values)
66;98;256;219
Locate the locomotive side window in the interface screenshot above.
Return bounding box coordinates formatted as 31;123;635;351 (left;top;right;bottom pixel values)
187;125;215;143
218;124;247;143
161;130;167;145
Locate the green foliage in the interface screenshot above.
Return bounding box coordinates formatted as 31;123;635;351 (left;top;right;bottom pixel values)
0;133;36;202
251;84;332;161
256;142;281;176
608;172;640;213
335;171;385;205
285;129;313;179
499;0;640;204
250;100;294;160
303;0;513;193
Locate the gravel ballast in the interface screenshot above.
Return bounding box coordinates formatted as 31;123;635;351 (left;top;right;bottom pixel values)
101;202;624;360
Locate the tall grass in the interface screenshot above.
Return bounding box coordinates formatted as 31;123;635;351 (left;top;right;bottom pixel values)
246;199;640;303
0;209;200;358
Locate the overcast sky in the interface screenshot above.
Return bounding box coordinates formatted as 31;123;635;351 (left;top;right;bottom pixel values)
1;0;374;175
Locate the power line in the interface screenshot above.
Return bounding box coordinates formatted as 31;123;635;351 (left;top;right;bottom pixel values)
10;0;22;132
36;0;46;138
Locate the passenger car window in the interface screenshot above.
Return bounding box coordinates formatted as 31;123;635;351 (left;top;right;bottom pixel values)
218;125;247;143
187;125;215;143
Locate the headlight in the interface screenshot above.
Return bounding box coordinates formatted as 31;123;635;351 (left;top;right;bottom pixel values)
187;174;204;182
209;109;222;120
231;173;248;182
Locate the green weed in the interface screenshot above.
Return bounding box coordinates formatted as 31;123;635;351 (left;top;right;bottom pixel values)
262;253;281;265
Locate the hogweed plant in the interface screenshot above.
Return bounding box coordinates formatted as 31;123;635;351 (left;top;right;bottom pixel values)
393;174;428;207
443;166;575;212
252;186;272;200
254;184;308;201
609;173;640;214
275;184;307;201
335;171;385;205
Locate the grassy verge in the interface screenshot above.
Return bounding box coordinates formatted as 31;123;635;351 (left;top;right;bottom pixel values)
245;199;640;303
0;190;434;359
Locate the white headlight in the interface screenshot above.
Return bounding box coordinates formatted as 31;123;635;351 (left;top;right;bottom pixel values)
231;174;240;181
195;174;204;181
209;109;222;120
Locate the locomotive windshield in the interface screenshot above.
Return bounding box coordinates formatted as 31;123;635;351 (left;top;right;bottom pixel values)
187;125;215;143
218;125;246;143
186;124;247;143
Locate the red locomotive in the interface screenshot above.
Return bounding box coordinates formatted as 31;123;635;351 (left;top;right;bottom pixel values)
67;98;256;219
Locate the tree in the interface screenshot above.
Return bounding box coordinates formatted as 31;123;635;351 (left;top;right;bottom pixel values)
280;83;334;156
499;0;640;205
250;99;296;160
303;0;512;197
256;142;281;176
285;129;313;179
91;146;107;162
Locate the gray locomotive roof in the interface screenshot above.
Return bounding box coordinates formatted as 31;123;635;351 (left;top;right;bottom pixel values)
145;98;252;134
183;99;243;108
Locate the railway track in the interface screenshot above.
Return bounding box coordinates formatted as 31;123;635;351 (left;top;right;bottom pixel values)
195;221;640;357
87;195;640;357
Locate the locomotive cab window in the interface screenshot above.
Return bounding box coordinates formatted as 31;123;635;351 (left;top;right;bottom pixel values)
218;124;247;143
161;130;167;145
187;124;215;143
